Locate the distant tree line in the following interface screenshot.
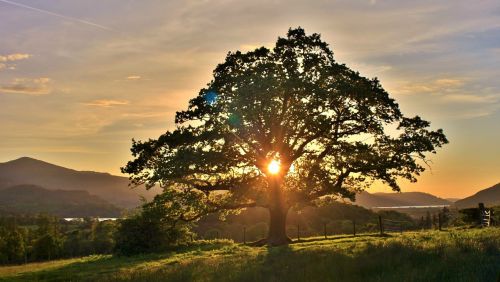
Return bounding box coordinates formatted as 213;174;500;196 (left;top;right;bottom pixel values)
0;214;115;264
1;203;497;264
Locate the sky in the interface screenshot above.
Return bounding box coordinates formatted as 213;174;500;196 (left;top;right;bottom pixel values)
0;0;499;198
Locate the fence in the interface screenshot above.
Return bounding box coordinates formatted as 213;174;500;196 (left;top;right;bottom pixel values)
380;217;404;234
200;215;416;243
198;203;495;242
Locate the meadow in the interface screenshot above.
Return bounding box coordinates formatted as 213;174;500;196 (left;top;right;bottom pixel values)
0;227;498;282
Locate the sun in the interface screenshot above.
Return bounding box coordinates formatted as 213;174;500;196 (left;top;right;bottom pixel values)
267;160;280;175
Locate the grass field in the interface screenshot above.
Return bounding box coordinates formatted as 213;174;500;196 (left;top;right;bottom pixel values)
1;228;499;282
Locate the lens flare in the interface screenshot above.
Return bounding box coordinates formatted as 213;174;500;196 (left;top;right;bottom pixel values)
204;90;217;104
268;160;280;175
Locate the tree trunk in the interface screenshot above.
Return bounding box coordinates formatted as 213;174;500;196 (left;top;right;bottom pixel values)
267;205;291;246
266;177;291;246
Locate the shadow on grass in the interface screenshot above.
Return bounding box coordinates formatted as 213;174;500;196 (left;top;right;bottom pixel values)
290;233;392;244
230;235;500;282
125;231;500;282
1;241;234;282
5;231;500;282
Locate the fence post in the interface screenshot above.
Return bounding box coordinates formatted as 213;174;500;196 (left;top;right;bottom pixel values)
478;203;486;227
378;215;383;235
353;220;356;237
400;223;403;234
484;209;491;227
324;223;327;239
297;224;300;242
243;226;246;245
438;213;442;231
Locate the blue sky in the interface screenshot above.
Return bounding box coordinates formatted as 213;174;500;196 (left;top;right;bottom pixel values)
0;0;499;197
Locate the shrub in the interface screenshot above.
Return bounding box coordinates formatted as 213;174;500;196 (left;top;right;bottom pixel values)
114;197;193;256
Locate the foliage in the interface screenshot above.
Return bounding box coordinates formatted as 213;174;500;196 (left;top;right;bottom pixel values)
1;228;498;281
0;226;26;264
194;201;416;242
114;198;193;256
33;233;62;261
458;205;499;226
93;221;116;254
0;214;118;265
122;27;448;243
31;214;62;261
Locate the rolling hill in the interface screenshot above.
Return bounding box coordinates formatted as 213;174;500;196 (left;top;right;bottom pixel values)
0;184;122;217
1;229;498;281
351;191;451;208
0;157;159;208
454;183;500;208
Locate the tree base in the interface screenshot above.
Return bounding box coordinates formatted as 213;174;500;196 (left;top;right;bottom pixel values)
247;236;292;247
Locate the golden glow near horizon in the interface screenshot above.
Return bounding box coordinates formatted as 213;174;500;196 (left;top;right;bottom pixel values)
268;160;281;175
0;1;499;198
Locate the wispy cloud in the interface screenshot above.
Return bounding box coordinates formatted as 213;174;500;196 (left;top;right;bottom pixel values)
0;0;498;194
441;94;498;104
0;0;112;31
0;53;31;71
84;99;129;107
394;77;466;94
0;53;31;62
0;77;52;95
434;79;465;88
126;75;141;80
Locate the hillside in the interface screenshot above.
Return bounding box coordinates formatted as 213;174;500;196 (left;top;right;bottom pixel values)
0;228;498;281
454;183;500;208
0;157;159;208
0;185;122;217
352;191;451;208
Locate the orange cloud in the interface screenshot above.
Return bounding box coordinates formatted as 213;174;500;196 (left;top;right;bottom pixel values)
0;53;31;62
0;53;31;72
84;99;130;107
441;94;498;104
0;77;51;95
394;77;466;94
126;75;141;80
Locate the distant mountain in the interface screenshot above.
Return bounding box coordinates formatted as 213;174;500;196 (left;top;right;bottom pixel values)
445;198;461;203
454;183;500;209
0;157;159;208
0;185;122;217
351;191;451;208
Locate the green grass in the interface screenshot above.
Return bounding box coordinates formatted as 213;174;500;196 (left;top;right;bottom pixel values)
1;228;499;282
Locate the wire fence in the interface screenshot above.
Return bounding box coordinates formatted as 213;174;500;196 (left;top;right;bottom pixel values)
381;217;404;234
199;215;416;242
197;203;497;242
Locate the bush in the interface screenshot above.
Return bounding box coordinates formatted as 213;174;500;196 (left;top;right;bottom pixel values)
114;213;191;255
0;226;27;264
33;233;62;260
114;198;193;256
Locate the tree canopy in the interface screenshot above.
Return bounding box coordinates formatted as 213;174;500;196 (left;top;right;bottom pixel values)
122;27;447;245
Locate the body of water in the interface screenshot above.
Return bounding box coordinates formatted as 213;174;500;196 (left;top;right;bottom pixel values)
372;205;450;209
63;218;119;221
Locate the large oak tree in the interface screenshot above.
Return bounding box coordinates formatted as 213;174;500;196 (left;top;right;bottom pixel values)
123;28;448;246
